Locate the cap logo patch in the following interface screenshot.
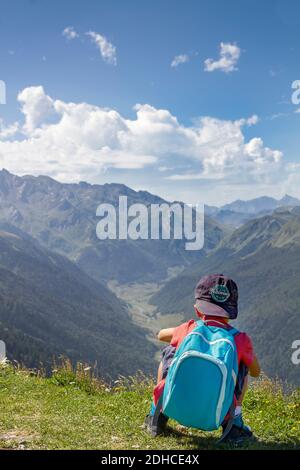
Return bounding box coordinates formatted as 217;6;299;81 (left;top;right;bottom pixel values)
210;284;230;303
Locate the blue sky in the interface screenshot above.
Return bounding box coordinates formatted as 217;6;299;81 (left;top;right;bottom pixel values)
0;0;300;205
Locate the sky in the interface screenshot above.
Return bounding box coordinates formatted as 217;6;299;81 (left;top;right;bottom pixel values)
0;0;300;205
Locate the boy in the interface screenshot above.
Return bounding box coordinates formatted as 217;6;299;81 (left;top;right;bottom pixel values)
145;274;261;445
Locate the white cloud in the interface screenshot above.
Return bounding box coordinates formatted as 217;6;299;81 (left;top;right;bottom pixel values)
18;86;56;133
0;87;155;179
0;120;19;140
269;112;289;120
62;28;117;66
158;166;173;172
0;87;285;187
236;115;259;127
62;26;79;40
245;115;259;126
204;42;241;73
171;54;189;68
166;116;282;181
86;31;117;65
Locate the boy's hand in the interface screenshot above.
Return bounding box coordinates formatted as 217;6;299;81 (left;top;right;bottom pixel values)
249;355;261;377
157;328;175;343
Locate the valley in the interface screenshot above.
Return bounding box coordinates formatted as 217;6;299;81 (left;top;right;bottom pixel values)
108;277;184;343
0;169;299;385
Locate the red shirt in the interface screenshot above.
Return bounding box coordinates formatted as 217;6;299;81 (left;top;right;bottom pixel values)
153;317;254;405
171;318;254;368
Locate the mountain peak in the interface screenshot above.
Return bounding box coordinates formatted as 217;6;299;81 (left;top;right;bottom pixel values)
280;194;300;205
0;168;17;195
0;168;14;180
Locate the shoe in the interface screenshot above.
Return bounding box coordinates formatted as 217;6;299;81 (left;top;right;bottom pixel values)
232;413;252;432
144;413;168;437
221;414;254;446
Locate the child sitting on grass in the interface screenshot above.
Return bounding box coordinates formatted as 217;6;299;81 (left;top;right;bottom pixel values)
145;274;261;445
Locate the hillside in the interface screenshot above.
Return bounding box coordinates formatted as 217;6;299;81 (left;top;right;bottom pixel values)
0;229;156;377
151;210;300;386
0;169;227;284
0;363;299;450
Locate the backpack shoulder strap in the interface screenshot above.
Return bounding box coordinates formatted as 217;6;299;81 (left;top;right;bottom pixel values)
201;319;228;328
196;319;240;338
229;326;240;337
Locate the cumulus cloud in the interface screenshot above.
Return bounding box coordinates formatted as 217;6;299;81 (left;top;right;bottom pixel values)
62;26;79;40
17;86;56;133
86;31;117;65
166;116;282;181
0;87;284;186
204;42;241;73
171;54;190;68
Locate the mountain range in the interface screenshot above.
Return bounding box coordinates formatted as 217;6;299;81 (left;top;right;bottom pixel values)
206;194;300;227
0;169;299;385
0;169;227;376
0;169;227;284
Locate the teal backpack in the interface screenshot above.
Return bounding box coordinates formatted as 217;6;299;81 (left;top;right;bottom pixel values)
161;320;239;433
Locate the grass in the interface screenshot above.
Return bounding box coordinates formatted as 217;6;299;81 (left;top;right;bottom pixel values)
0;360;299;450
